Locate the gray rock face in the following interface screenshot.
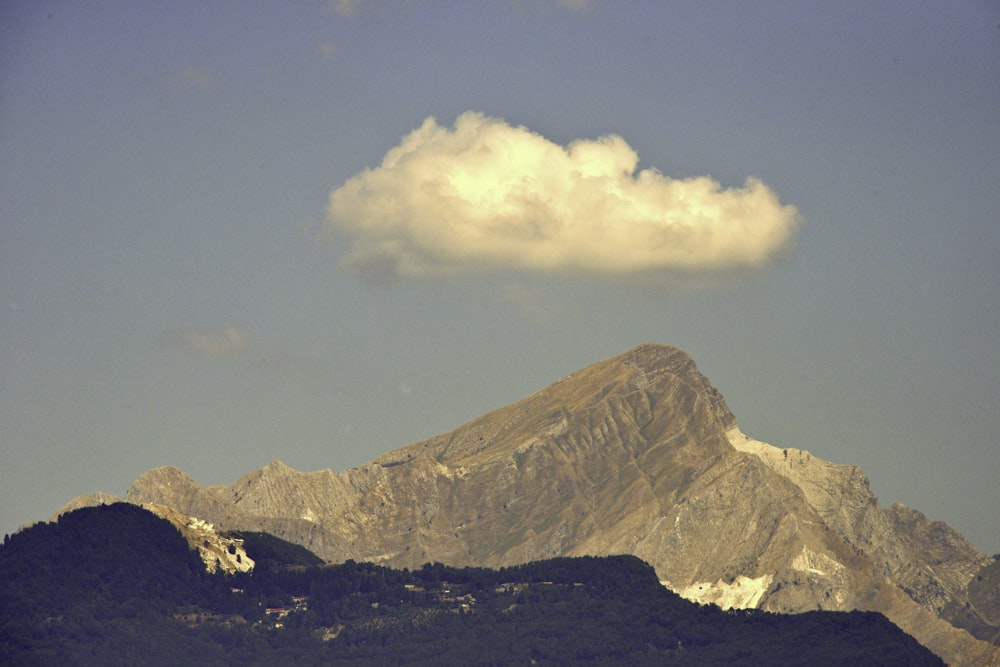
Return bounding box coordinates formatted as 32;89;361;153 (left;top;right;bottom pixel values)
71;344;998;665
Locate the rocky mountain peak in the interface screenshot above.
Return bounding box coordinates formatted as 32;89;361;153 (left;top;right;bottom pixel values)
128;465;199;497
55;344;999;665
261;459;295;474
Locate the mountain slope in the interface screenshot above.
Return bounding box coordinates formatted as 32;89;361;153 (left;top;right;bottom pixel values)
62;344;998;665
2;505;945;666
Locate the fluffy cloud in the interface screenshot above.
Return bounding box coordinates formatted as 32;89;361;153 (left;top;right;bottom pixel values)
326;112;801;281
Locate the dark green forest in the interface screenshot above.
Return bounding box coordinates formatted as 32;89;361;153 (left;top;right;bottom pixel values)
1;503;943;666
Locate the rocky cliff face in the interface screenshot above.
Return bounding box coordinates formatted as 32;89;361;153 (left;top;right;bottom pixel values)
140;503;254;575
65;344;998;665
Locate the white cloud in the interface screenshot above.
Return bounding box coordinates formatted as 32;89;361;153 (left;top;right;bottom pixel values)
326;112;802;282
161;326;245;359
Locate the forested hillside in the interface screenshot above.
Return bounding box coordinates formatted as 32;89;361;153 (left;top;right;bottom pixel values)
1;504;943;666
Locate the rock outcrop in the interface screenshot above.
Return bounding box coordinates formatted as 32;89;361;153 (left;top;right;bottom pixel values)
140;503;254;574
63;344;999;665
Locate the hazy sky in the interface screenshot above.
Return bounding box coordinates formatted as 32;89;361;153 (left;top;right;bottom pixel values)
2;1;997;553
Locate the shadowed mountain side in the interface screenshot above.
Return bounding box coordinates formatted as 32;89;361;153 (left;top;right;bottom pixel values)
75;344;998;665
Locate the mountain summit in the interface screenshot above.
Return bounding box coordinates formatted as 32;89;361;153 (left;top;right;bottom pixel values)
61;344;999;665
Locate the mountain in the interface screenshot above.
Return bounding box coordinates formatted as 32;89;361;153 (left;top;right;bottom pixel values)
56;344;999;665
1;504;945;666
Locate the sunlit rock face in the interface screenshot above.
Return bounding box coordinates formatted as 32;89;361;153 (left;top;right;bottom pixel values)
66;344;998;666
140;503;254;575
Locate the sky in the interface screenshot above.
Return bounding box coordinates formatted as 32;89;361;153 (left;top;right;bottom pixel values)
1;1;997;554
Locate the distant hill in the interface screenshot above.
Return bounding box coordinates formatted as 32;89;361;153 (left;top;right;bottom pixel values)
54;344;999;665
1;504;943;666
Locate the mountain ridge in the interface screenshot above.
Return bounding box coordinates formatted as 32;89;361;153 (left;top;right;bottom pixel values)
3;505;945;666
53;343;999;665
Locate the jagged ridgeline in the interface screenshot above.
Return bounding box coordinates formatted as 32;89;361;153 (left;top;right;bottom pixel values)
1;504;942;666
45;344;1000;665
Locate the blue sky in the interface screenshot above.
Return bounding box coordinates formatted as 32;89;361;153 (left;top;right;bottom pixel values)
2;1;997;553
